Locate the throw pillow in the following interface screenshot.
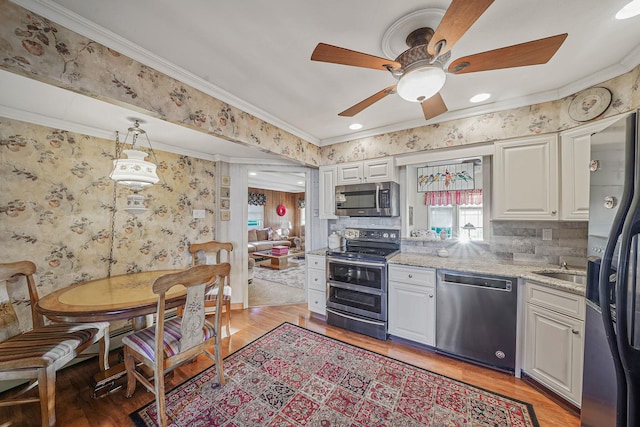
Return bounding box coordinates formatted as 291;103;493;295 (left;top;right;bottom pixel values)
256;228;269;241
270;229;282;240
248;229;257;242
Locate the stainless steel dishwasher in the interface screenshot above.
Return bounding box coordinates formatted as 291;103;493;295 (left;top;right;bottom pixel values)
436;270;518;372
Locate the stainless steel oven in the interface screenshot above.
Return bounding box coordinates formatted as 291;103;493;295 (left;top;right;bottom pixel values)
325;228;400;340
327;258;387;321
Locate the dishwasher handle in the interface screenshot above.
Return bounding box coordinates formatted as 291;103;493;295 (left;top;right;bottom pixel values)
439;272;513;291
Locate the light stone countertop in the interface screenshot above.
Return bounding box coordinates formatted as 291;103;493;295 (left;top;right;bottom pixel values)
305;249;586;296
389;253;587;296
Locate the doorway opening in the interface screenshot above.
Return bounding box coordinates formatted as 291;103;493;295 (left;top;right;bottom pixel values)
246;169;308;307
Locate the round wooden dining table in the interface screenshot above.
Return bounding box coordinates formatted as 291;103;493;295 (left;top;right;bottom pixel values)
36;269;187;397
36;269;186;323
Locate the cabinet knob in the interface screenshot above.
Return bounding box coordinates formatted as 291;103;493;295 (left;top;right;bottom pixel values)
408;274;413;279
551;210;557;215
571;329;580;335
314;278;318;282
429;294;434;298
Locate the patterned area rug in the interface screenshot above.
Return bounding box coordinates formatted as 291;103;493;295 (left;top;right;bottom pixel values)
130;323;539;426
253;257;305;289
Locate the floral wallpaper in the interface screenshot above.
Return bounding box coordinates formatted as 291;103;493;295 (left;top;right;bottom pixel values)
0;1;320;167
0;117;216;331
320;66;640;164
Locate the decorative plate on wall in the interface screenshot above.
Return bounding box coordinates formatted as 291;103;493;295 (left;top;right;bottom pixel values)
568;87;612;122
276;204;287;216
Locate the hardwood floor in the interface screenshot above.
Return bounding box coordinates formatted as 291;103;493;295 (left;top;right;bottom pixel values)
0;304;580;426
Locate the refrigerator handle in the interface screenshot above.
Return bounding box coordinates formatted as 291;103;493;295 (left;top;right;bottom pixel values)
599;112;637;427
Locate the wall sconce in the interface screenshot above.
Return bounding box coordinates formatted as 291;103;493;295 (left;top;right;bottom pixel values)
109;120;159;214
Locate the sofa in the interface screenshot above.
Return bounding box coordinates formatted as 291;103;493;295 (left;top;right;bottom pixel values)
247;227;292;253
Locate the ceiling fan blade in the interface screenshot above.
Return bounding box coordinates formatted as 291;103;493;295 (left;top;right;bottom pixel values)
421;93;448;120
339;85;396;117
448;33;568;74
311;43;401;71
428;0;495;56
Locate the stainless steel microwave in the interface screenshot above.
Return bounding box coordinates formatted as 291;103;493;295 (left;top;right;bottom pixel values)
335;181;399;217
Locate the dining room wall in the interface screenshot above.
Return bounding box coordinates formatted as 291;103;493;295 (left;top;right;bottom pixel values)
0;117;217;332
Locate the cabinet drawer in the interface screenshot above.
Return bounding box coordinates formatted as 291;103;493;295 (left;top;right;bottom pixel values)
526;282;585;320
308;289;326;315
308;268;326;291
388;265;435;286
307;254;326;270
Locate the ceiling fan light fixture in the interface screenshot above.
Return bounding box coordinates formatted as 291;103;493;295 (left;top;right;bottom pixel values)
396;66;446;102
616;0;640;19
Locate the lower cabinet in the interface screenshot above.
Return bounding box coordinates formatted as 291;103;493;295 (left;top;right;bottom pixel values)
306;254;326;315
388;265;436;346
523;281;585;406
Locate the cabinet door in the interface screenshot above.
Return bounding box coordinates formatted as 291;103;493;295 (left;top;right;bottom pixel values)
559;116;622;221
524;303;584;405
493;135;559;220
388;281;436;346
560;133;590;220
336;162;363;185
308;288;326;315
319;166;337;219
363;158;395;182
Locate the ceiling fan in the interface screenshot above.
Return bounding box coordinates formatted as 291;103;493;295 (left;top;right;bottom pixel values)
311;0;567;121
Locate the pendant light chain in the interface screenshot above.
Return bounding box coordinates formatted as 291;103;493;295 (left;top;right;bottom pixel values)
107;131;123;277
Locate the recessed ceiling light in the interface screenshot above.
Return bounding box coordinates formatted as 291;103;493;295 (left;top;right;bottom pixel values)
349;123;363;130
249;172;257;176
297;181;304;185
616;0;640;19
470;93;491;103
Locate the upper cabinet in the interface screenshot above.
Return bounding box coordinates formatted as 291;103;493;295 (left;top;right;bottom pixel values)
493;135;559;220
319;165;338;219
559;116;624;221
336;158;397;185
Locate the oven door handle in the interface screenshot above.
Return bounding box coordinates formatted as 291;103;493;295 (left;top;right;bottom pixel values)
326;308;386;326
326;257;386;268
327;280;385;295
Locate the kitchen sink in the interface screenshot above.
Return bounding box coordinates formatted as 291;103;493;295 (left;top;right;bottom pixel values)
534;271;586;285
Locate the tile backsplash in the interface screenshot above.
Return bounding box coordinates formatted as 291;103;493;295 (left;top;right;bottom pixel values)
402;220;588;267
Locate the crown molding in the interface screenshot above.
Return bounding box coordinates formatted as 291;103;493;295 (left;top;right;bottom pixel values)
10;0;320;147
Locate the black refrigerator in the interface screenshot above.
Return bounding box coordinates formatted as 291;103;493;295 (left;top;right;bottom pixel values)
582;110;640;427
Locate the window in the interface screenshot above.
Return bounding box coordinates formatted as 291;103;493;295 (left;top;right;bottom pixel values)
428;204;483;241
247;204;264;228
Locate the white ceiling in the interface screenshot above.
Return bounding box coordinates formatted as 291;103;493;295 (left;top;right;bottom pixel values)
4;0;640;157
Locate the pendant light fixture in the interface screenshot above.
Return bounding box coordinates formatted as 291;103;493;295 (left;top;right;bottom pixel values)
110;120;160;214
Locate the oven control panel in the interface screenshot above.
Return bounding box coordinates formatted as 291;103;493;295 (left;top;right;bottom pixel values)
344;228;399;242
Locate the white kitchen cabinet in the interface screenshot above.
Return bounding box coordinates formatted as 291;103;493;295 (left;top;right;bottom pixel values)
318;165;337;219
523;281;585;406
559;116;623;221
306;254;326;315
388;265;436;346
336;157;396;185
493;134;559;220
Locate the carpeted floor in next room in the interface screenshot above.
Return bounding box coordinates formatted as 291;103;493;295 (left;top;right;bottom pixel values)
248;257;306;307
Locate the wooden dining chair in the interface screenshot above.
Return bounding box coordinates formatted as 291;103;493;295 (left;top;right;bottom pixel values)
188;241;233;338
122;263;229;427
0;261;110;427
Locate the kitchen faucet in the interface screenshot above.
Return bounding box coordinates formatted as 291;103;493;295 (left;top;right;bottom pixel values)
560;261;568;270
